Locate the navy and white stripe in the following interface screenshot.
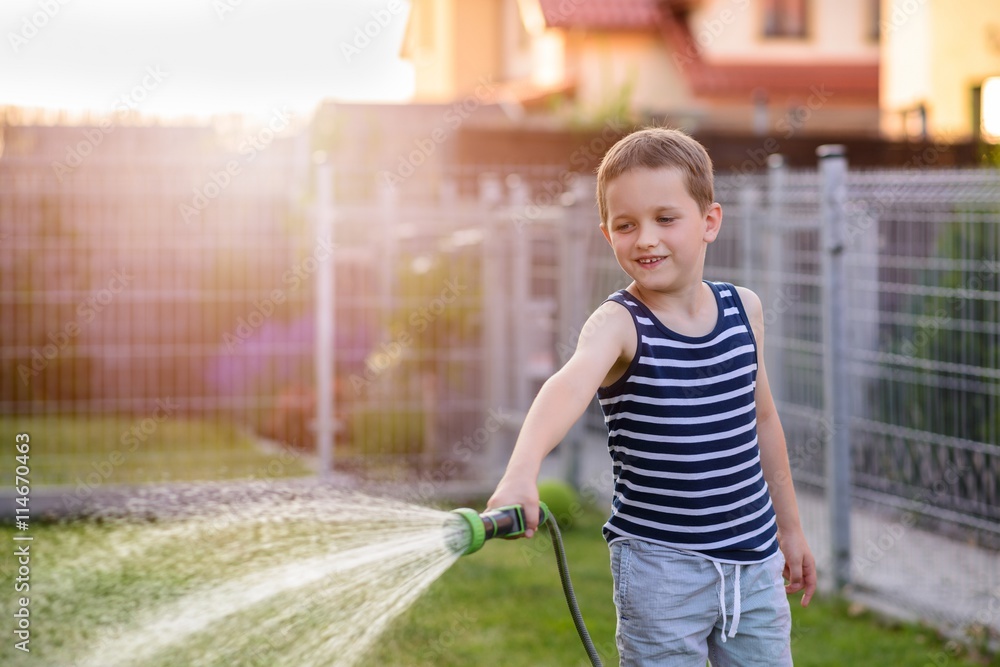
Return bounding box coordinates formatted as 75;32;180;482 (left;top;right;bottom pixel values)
598;282;778;563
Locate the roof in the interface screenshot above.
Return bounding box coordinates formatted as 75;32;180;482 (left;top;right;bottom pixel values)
537;0;661;30
690;63;880;101
655;11;878;103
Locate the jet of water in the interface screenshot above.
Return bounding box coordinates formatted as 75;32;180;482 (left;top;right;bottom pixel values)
30;483;471;667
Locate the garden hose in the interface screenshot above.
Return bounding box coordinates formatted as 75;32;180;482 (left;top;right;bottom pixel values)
448;502;603;667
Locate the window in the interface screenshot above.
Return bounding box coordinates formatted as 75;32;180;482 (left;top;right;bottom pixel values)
981;77;1000;143
762;0;807;38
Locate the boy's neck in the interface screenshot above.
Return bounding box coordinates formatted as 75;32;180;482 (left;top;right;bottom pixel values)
628;279;719;338
628;277;710;317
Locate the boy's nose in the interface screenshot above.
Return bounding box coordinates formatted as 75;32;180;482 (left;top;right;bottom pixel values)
635;223;659;248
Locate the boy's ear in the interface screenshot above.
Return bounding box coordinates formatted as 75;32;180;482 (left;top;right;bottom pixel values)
703;203;723;243
600;222;613;246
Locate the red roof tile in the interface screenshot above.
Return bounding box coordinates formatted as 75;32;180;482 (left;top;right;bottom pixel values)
690;63;879;101
538;0;661;30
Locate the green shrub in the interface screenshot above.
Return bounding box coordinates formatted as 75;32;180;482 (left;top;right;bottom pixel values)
538;478;581;530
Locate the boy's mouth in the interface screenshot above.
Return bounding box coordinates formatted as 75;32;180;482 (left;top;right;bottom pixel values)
636;255;667;266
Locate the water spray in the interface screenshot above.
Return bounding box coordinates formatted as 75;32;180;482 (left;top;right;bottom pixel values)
447;502;603;667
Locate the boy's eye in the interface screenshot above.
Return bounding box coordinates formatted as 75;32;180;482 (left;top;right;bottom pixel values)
616;222;634;231
657;216;675;224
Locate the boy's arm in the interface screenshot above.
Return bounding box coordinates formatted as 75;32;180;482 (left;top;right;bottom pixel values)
487;301;634;536
738;286;817;607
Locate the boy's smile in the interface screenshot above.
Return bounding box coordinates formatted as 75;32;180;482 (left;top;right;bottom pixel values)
601;166;722;294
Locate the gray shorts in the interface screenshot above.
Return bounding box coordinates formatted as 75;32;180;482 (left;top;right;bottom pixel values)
610;539;793;666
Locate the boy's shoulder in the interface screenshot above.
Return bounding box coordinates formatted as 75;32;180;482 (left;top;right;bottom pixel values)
590;293;638;328
728;284;761;311
726;284;764;332
579;294;636;342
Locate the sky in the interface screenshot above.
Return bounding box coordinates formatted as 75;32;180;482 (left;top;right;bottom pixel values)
0;0;414;120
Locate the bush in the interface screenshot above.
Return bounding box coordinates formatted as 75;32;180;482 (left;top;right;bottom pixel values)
538;478;581;531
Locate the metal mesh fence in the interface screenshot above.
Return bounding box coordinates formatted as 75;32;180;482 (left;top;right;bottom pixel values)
0;146;591;499
845;169;1000;536
2;127;998;635
0;141;320;495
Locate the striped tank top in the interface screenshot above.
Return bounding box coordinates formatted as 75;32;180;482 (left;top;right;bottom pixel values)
597;282;779;563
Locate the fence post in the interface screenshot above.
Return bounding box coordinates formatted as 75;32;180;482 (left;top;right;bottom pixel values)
818;144;851;589
559;186;588;491
739;182;757;290
481;175;512;473
765;154;787;405
314;157;335;479
510;193;531;413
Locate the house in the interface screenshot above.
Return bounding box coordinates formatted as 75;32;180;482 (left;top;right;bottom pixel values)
401;0;882;136
879;0;1000;142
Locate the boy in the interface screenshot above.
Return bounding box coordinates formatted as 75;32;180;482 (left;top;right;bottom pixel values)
488;127;816;665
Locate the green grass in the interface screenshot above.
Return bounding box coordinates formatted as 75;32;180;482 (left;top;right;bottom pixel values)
368;511;999;667
0;416;313;486
0;512;995;666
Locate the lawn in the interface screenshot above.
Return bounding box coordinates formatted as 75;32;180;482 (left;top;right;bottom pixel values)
0;416;314;486
369;510;1000;667
0;506;996;666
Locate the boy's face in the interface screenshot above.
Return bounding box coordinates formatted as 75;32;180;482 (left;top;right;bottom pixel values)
600;166;721;293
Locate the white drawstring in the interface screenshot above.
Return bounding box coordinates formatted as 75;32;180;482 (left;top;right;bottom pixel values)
730;564;743;638
713;561;728;641
713;562;744;642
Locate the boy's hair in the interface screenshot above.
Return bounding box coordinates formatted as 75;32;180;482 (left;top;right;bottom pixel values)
596;127;715;225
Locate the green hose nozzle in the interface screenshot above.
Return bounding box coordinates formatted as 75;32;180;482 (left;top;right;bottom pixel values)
447;502;550;555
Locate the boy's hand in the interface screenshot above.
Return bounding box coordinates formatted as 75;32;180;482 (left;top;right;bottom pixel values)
487;476;541;538
778;528;817;607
